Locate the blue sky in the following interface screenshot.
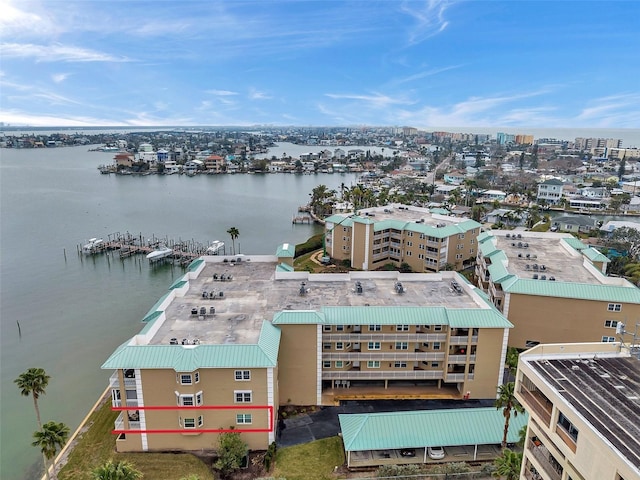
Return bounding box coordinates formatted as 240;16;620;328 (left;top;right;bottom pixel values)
1;0;639;128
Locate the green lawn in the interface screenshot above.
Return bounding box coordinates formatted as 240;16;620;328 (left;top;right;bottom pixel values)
271;436;346;480
58;399;215;480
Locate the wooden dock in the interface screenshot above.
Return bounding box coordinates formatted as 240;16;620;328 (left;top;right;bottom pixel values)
78;231;218;264
292;215;312;224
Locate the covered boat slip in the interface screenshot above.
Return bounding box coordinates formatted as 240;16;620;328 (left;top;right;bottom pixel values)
339;407;527;468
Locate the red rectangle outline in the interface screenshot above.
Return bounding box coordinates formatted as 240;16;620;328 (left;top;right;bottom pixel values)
112;405;273;435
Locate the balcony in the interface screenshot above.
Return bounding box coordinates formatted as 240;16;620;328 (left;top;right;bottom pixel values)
112;398;139;408
447;354;476;364
322;369;443;380
445;373;466;382
528;439;563;480
114;412;141;431
555;424;577;453
323;352;446;362
519;384;553;427
109;372;136;389
449;335;478;345
323;333;447;342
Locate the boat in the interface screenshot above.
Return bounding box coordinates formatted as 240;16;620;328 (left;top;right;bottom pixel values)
82;238;104;255
205;240;225;255
146;245;173;261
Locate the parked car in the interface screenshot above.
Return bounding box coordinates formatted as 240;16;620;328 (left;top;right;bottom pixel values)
428;446;445;459
400;449;416;457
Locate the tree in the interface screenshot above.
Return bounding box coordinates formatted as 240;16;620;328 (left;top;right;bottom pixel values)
32;421;69;480
495;382;525;448
609;226;640;260
92;460;143;480
15;367;50;430
227;227;239;255
492;448;522;480
214;431;248;478
505;347;520;377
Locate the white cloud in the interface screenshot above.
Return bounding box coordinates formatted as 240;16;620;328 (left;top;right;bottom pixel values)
0;1;60;38
206;89;239;96
325;92;413;108
0;43;130;62
51;73;70;83
390;64;463;85
249;88;272;100
400;0;452;45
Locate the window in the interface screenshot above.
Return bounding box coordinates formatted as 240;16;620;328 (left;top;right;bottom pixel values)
234;370;250;381
607;303;622;312
368;325;381;331
557;412;579;442
422;342;430;348
394;361;407;368
181;417;196;429
323;361;331;368
367;361;380;368
396;325;409;331
180;394;194;406
407;241;413;247
323;325;332;331
323;343;331;350
236;414;252;424
195;391;203;406
433;342;441;350
336;325;344;331
395;342;408;350
604;320;618;328
234;391;252;403
194;371;199;383
602;336;616;342
336;342;344;350
434;325;442;331
368;342;381;350
431;362;439;368
197;415;204;427
406;251;412;256
458;234;465;239
335;361;344;368
179;373;192;385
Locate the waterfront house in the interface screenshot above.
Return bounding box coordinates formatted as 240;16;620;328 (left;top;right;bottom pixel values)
536;178;564;205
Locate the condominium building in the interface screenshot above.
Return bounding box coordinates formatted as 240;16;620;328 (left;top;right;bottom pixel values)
103;247;511;453
515;342;639;480
475;231;640;349
324;204;482;273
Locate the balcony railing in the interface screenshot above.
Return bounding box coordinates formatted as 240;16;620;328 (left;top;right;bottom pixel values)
114;412;141;431
323;352;445;361
109;372;136;389
519;385;553;427
447;354;476;363
445;373;466;382
112;399;139;408
323;333;448;342
528;440;563;480
322;369;443;380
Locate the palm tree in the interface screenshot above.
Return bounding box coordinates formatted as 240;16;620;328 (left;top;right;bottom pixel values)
227;227;239;255
32;421;69;480
492;448;522;480
495;382;525;448
92;460;143;480
15;367;50;430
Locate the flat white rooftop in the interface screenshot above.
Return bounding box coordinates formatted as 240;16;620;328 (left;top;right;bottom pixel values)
149;257;487;347
492;232;601;284
356;203;472;228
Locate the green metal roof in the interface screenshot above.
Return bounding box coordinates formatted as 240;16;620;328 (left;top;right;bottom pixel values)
325;215;355;228
272;306;511;329
276;243;296;258
373;219;407;232
582;247;610;263
503;279;640;303
339;407;528;452
169;279;188;290
477;231;493;243
276;263;294;272
487;262;515;284
429;208;451;215
101;321;281;371
272;310;326;324
562;237;587;251
142;292;172;322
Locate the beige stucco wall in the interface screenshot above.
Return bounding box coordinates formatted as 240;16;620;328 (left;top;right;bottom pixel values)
276;324;319;405
505;293;639;349
462;328;505;399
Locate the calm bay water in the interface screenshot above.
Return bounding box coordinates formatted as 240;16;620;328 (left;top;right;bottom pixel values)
0;145;357;480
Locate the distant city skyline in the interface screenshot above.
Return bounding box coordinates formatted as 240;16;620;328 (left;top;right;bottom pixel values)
1;1;639;129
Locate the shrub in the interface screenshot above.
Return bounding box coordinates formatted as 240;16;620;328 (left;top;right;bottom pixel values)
294;234;324;257
376;463;420;478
